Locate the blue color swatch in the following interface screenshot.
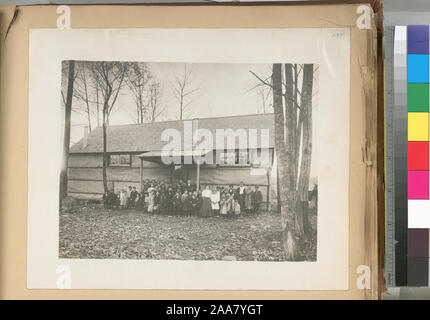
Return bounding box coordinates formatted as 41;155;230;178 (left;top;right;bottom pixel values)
408;54;429;83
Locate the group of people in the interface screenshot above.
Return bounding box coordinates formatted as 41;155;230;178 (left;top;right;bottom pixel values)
102;179;264;217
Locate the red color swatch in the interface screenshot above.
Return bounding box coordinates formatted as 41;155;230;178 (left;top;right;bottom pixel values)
408;141;429;170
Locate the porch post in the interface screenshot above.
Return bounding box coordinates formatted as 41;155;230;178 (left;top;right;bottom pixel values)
266;167;271;212
196;161;201;192
140;158;143;192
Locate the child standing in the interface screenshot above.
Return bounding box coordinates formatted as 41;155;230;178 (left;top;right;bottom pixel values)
220;193;228;216
232;197;241;216
120;189;127;210
227;192;235;217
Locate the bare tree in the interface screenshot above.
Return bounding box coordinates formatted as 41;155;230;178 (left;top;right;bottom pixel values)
73;61;96;132
69;61;108;132
172;64;199;120
250;63;315;261
256;85;273;114
59;60;76;202
127;62;151;124
95;82;101;128
89;61;129;193
146;82;165;122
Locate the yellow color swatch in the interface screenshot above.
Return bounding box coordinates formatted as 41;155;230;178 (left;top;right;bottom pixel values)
409;112;429;141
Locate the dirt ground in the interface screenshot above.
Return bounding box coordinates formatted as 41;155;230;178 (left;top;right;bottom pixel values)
59;206;317;261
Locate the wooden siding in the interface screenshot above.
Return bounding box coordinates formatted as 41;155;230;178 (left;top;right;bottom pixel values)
67;152;275;200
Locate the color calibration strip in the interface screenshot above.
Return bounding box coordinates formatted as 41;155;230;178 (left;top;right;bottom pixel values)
407;25;430;286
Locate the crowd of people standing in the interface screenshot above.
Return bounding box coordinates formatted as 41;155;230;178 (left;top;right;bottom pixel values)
102;179;264;217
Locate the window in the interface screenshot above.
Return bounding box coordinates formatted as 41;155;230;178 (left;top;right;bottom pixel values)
249;148;270;168
109;154;131;166
218;149;249;166
238;149;249;165
219;151;236;165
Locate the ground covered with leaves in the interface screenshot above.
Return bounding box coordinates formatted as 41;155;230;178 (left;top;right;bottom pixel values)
59;205;317;261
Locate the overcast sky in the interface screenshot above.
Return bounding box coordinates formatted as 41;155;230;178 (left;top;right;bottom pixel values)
71;62;274;139
68;61;319;179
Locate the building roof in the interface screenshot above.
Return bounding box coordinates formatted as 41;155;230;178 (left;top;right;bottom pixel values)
70;113;275;154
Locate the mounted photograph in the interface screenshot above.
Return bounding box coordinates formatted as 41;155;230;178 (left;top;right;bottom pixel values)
28;27;351;290
59;61;319;262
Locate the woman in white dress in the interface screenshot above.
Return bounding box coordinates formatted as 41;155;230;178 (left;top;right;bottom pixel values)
147;189;155;214
200;185;213;217
210;186;220;215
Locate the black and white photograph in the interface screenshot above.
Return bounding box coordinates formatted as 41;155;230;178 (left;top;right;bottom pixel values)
27;28;350;290
58;61;319;262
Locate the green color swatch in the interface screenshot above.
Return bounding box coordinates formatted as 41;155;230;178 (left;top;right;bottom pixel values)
408;83;429;112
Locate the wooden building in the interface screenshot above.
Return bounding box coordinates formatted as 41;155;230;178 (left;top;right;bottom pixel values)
68;113;276;204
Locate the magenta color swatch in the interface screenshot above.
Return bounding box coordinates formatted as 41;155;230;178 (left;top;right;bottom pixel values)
408;171;430;199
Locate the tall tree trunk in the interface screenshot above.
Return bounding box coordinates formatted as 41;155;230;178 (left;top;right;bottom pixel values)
292;64;300;184
284;63;299;260
297;64;314;240
82;71;92;132
277;166;281;212
86;101;92;132
96;84;100;127
59;60;75;203
180;92;183;120
102;108;108;193
266;168;270;211
273;63;298;261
